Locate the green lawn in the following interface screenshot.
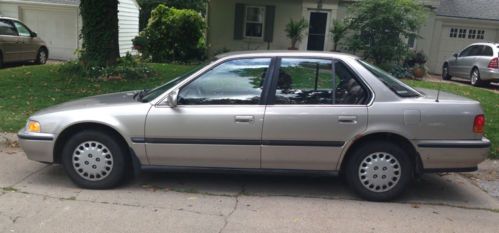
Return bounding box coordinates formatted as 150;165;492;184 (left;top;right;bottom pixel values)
0;63;195;132
404;79;498;158
0;65;497;158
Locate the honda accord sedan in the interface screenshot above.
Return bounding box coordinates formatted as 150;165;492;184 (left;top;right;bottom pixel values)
18;51;490;201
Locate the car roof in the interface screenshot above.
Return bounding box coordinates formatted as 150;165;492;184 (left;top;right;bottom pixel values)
215;50;358;60
467;42;499;47
0;16;18;21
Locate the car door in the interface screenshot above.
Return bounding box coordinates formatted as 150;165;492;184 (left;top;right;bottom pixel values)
461;45;483;78
453;45;478;77
144;57;272;168
12;21;37;61
261;57;369;170
0;19;21;62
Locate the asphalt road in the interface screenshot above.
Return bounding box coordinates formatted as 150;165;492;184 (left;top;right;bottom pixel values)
0;145;498;233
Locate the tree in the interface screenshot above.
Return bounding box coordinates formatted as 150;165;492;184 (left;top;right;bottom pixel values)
330;20;348;52
137;0;207;31
346;0;426;66
79;0;120;66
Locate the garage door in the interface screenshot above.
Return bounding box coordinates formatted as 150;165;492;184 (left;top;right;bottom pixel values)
20;6;78;60
436;25;496;74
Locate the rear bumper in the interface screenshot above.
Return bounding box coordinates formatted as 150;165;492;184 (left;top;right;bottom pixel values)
480;69;499;82
18;129;55;163
416;138;490;171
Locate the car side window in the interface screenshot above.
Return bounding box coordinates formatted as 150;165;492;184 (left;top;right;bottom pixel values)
468;45;484;56
459;46;473;57
0;20;17;36
178;58;271;105
273;58;367;105
482;46;494;56
13;21;31;37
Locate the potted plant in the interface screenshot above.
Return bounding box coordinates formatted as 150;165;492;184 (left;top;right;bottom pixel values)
329;20;348;52
285;18;308;50
405;50;427;79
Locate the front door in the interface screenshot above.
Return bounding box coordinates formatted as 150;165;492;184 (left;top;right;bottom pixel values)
0;19;22;62
144;58;272;168
307;12;328;51
261;57;368;170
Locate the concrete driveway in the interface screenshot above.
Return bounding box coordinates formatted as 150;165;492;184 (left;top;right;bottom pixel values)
1;144;498;233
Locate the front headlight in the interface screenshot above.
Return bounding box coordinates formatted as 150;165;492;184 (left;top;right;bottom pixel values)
27;120;41;133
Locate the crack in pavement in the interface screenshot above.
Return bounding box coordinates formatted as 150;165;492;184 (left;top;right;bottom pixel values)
218;184;244;233
10;164;50;188
2;189;226;218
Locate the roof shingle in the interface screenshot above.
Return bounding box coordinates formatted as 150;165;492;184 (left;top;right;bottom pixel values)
437;0;499;21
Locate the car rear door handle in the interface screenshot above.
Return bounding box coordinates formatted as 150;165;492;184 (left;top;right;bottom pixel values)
235;115;254;123
338;116;357;124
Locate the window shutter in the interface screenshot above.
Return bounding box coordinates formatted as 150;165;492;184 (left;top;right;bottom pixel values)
264;5;276;43
234;3;245;40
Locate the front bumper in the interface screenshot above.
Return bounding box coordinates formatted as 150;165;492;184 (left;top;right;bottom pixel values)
416;138;490;172
18;129;56;163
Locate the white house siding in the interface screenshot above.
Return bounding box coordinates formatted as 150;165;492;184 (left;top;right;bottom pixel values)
0;3;19;18
118;0;139;56
208;0;303;56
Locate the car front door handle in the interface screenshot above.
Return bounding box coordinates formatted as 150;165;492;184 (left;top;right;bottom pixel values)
338;116;358;124
235;115;254;123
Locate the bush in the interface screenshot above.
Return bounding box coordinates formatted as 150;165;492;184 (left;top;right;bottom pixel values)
59;53;155;80
140;5;206;62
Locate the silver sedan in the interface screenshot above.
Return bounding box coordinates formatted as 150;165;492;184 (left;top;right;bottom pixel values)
18;51;490;201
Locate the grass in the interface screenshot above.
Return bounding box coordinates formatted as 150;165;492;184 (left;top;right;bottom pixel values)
403;79;498;158
0;63;195;132
0;64;497;158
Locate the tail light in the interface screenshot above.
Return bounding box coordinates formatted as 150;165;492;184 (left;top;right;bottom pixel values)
473;114;485;134
488;57;499;69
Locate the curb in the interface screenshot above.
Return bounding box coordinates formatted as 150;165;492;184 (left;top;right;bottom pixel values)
0;133;18;148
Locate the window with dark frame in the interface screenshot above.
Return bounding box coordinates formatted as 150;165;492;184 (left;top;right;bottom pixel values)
273;58;367;105
458;29;467;38
477;30;485;39
449;28;458;38
468;29;477;39
244;6;265;38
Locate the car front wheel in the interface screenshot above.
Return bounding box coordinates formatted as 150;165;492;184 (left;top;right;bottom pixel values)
35;48;48;65
442;64;451;80
61;130;128;189
345;141;413;202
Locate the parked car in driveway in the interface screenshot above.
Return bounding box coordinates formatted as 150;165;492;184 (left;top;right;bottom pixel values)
18;51;490;201
0;17;48;68
442;42;499;86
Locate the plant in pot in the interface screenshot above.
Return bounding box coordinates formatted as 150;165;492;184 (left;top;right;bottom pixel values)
405;50;427;79
329;19;349;52
285;18;308;50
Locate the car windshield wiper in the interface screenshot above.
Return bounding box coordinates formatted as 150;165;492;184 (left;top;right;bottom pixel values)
135;89;149;102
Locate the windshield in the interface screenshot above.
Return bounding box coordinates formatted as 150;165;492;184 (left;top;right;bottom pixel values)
358;60;421;97
140;63;208;102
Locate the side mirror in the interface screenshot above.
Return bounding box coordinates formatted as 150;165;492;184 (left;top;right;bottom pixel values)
30;32;37;38
166;91;178;108
453;53;458;58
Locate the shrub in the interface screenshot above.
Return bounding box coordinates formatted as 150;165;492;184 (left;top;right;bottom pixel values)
59;53;155;80
285;18;308;49
141;5;206;62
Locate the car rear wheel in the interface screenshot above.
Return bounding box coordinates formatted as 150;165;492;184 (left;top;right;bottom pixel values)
61;130;127;189
470;68;485;87
35;48;48;65
442;64;451;80
345;141;413;202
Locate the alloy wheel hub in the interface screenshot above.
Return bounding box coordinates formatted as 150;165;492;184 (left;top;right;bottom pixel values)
72;141;113;181
358;152;401;192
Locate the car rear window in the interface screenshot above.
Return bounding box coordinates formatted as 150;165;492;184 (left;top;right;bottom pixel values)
357;60;421;98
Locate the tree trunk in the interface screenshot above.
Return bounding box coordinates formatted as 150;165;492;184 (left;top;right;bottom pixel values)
80;0;120;66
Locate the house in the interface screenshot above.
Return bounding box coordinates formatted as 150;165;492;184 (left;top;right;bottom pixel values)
207;0;499;74
0;0;139;60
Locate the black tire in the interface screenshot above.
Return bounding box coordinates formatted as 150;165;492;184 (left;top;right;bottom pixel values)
470;68;485;87
345;141;413;202
442;64;451;80
61;130;128;189
0;52;4;68
35;48;48;65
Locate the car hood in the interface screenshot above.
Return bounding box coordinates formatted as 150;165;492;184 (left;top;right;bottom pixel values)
416;88;477;102
33;91;141;116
